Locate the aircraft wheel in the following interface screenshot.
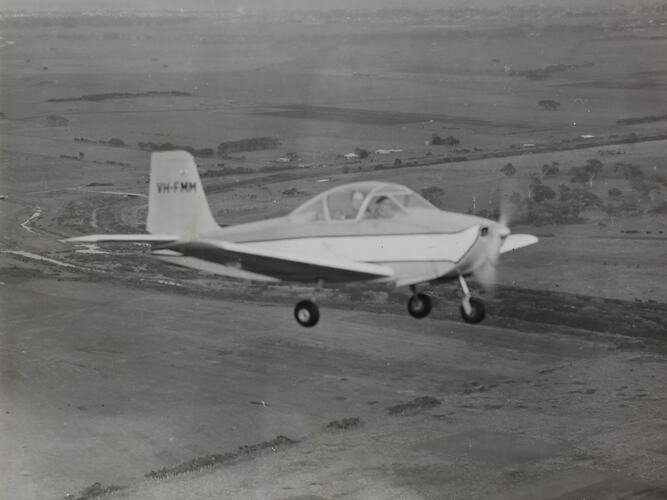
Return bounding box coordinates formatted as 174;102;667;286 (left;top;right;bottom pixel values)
294;300;320;327
408;293;432;319
460;297;486;324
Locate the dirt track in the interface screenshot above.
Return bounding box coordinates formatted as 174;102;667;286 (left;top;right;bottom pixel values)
1;273;666;499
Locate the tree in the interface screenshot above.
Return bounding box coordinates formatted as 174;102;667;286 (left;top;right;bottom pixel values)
354;147;370;159
430;134;460;146
108;137;125;147
196;148;215;158
614;162;643;181
569;187;602;210
558;184;571;202
541;162;559;179
608;187;623;199
538;99;561;111
613;163;649;197
570;159;603;188
500;163;516;176
532;184;556;203
583;159;603;188
527;173;542;199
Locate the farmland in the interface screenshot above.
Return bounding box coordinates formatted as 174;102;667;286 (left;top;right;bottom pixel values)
1;5;666;499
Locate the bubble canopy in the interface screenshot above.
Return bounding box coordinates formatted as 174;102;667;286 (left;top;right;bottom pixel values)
290;181;437;222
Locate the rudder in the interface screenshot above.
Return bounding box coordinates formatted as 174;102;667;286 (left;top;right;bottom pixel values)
146;151;219;237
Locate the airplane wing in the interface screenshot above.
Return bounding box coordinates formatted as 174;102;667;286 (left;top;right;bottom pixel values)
500;234;539;254
66;234;180;243
155;239;395;284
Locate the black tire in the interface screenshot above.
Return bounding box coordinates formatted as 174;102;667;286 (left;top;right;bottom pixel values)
460;297;486;324
408;293;432;319
294;300;320;327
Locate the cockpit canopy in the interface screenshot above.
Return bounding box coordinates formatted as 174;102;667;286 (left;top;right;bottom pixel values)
290;181;437;222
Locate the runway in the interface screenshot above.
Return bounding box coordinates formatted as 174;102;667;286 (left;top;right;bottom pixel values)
2;276;666;499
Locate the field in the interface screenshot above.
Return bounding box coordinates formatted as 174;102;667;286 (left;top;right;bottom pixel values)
1;6;666;500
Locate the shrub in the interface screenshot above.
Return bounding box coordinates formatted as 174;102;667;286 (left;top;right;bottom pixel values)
538;99;561;110
500;163;516;176
608;187;623;199
420;185;446;208
430;134;460;146
354;147;370;159
532;184;556;203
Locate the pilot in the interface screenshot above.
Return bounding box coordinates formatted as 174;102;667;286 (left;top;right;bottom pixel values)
367;195;395;219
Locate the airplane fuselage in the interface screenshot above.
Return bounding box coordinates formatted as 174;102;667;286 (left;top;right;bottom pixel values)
157;209;502;287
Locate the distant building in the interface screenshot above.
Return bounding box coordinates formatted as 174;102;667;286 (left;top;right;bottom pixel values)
344;152;360;159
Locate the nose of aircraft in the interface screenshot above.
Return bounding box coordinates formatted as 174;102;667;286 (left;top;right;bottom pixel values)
470;219;509;291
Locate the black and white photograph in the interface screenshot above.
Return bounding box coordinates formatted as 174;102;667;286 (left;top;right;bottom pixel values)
1;0;666;498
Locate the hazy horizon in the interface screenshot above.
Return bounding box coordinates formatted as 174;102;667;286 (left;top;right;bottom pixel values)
0;0;655;13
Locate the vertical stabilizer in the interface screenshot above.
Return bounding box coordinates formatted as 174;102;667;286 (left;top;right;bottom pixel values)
146;151;219;237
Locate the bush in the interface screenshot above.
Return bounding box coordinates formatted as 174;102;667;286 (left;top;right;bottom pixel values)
500;163;516;176
420;185;446;208
608;187;623;199
648;200;667;214
217;137;281;156
538;99;561;110
354;147;370;159
430;134;460;146
541;162;559;178
281;187;306;197
532;184;556;203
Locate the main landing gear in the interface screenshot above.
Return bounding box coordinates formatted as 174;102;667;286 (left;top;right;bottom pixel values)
458;275;486;324
294;279;322;327
294;300;320;327
293;278;485;328
407;285;432;319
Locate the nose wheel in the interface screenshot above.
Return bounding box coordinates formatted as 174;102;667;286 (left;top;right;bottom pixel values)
408;287;432;319
294;300;320;327
458;276;486;324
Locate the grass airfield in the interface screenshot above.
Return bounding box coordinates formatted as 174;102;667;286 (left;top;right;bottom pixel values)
1;8;666;499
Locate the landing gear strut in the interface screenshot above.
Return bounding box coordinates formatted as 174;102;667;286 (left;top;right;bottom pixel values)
458;275;485;324
408;285;432;319
294;300;320;327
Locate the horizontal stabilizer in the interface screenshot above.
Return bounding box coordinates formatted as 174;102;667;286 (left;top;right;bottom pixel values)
66;234;179;244
500;234;538;254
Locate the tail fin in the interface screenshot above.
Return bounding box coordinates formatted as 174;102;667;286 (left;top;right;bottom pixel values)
146;151;219;237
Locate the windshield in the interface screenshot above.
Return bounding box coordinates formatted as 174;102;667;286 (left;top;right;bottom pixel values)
290;182;437;222
327;187;372;220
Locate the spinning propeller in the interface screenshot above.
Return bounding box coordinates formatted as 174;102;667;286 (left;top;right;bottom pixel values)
472;199;536;291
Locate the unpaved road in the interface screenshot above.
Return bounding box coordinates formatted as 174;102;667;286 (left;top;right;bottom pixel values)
1;274;666;499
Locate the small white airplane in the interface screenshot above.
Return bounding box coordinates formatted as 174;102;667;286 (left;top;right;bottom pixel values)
68;151;538;327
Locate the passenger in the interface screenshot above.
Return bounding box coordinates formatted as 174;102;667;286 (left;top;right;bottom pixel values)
350;191;365;217
331;190;365;220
